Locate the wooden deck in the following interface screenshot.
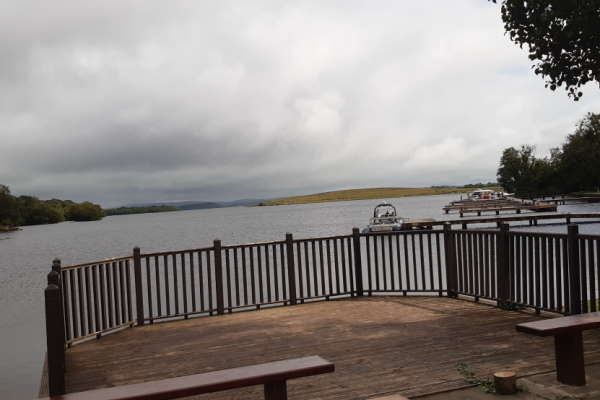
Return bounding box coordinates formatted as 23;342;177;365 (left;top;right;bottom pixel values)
64;296;600;399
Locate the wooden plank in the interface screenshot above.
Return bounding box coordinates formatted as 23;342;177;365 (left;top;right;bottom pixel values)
516;312;600;336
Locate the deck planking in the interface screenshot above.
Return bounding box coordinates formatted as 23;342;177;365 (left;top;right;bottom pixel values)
64;296;600;399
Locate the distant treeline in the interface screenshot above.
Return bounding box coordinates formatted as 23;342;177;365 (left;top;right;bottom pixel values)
497;112;600;197
0;185;104;228
104;205;179;215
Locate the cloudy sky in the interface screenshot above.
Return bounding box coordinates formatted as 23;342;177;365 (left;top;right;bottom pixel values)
2;1;599;207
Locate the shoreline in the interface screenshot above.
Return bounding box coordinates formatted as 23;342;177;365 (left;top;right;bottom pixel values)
0;225;21;232
259;186;501;206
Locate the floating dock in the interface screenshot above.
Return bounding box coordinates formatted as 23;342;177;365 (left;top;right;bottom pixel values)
443;198;557;216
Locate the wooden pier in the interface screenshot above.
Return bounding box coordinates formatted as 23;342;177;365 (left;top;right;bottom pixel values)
443;198;557;216
404;212;600;229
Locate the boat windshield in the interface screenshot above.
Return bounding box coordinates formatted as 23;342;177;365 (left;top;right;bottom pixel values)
373;204;397;218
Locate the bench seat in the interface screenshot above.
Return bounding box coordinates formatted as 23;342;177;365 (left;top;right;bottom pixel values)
516;312;600;386
42;356;334;400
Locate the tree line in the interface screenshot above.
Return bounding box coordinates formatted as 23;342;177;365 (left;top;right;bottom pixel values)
0;185;104;228
497;113;600;197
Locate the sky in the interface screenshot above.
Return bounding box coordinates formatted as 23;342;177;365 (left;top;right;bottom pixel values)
2;1;600;207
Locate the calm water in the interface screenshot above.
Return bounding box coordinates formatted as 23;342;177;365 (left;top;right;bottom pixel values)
2;194;600;399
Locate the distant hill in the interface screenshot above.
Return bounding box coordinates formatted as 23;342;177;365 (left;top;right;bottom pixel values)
126;198;268;211
259;186;501;206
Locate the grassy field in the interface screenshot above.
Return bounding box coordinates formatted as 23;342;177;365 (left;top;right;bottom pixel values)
259;186;501;206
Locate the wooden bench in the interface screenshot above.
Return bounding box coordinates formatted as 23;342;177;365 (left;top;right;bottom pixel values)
41;356;334;400
516;312;600;386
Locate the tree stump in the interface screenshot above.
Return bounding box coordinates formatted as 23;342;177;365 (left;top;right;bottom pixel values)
494;371;517;394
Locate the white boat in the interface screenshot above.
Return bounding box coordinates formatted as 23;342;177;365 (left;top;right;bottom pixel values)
364;203;405;232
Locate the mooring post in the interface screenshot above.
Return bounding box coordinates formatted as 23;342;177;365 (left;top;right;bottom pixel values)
214;239;225;315
497;223;511;307
352;228;364;297
45;271;66;396
443;223;457;298
285;233;297;305
567;224;582;315
133;247;144;326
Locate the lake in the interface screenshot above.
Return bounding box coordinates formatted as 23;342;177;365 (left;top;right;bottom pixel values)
2;193;600;399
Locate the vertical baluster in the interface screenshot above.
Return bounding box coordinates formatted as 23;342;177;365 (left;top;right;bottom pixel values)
373;235;380;291
347;237;354;294
319;240;326;296
516;235;522;303
395;235;402;291
106;264;114;328
190;252;196;313
227;249;233;309
418;233;425;291
380;235;387;291
77;268;85;335
163;255;170;315
144;257;153;321
249;246;256;304
580;238;588;312
61;270;72;341
534;237;541;310
181;253;188;317
241;247;248;305
541;237;548;310
528;236;534;306
491;233;497;299
258;245;264;304
548;237;556;311
436;232;442;295
99;265;107;333
403;234;410;292
112;262;121;325
265;245;272;303
154;256;162;317
280;243;287;301
119;261;126;324
172;254;179;316
341;238;347;293
427;233;433;291
197;252;204;312
366;236;372;294
333;239;341;294
92;266;100;333
234;248;241;306
207;250;213;313
311;240;318;297
295;242;303;300
272;244;279;302
125;260;132;323
589;239;596;312
304;242;311;298
411;234;418;291
325;239;332;296
85;267;93;334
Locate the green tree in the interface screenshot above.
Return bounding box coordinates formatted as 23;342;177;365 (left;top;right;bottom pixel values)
497;145;556;196
0;185;20;226
67;201;105;221
556;112;600;191
490;0;600;100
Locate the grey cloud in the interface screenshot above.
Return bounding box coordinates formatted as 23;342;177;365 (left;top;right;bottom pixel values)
2;1;600;207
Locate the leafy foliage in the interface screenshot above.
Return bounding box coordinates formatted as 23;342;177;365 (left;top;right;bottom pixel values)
456;363;496;393
0;187;105;227
490;0;600;100
497;113;600;195
104;205;179;216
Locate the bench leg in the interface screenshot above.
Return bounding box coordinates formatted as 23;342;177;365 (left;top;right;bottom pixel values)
555;332;586;386
264;380;287;400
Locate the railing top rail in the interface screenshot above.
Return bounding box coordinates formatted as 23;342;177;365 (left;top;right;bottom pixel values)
509;230;568;238
359;229;440;237
141;246;214;258
221;240;286;250
452;229;500;234
62;256;133;271
294;234;352;242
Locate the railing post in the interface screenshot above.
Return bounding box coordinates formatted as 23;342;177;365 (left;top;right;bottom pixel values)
51;259;66;370
352;228;364;297
443;223;457;298
568;224;582;315
497;223;511;307
285;233;297;305
133;247;144;326
45;271;65;396
214;239;225;315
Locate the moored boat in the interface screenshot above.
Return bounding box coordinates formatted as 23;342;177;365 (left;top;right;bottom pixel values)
364;203;405;232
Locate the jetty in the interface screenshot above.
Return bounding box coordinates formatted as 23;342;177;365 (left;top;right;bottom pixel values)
40;223;600;399
443;197;557;216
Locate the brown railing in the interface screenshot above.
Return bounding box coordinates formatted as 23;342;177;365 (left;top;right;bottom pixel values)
43;224;600;396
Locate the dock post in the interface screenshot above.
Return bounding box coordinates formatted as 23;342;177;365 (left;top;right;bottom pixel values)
133;247;144;326
443;223;457;298
214;239;225;315
285;233;297;305
352;228;364;297
567;225;582;315
497;224;511;307
45;271;66;396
